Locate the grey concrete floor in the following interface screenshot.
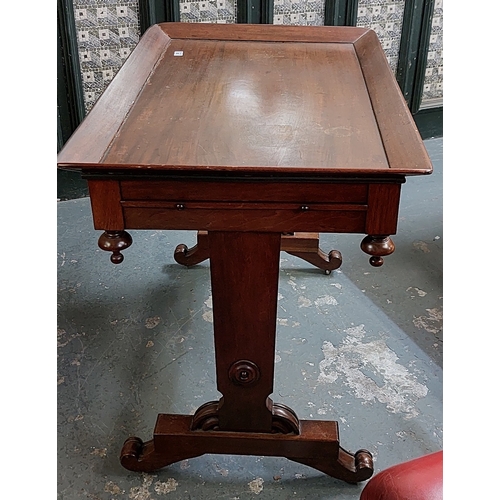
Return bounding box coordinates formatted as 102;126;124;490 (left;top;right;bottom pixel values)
57;138;442;500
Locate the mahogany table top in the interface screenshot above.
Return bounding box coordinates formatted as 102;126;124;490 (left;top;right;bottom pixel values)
57;23;432;178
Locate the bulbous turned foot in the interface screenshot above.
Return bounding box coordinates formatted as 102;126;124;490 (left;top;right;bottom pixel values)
360;235;395;267
98;230;133;264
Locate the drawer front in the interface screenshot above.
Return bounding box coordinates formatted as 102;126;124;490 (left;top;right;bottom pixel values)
122;202;367;233
120;180;368;204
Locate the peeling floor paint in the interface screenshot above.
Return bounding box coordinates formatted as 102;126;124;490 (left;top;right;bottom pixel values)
298;296;312;308
145;317;161;329
127;475;177;499
104;481;124;495
315;295;338;306
202;310;213;323
287;279;298;292
57;328;86;348
314;295;338;309
154;478;178;494
215;463;229;476
406;287;427;297
129;474;155;500
202;296;214;323
318;324;428;418
90;447;107;457
248;477;264;494
413;307;443;334
413;241;431;253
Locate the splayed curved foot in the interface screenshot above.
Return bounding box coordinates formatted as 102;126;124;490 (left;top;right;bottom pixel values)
121;409;372;483
285;248;342;274
293;447;373;484
174;231;340;274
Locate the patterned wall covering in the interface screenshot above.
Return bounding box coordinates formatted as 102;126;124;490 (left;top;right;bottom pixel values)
179;0;236;23
273;0;325;26
356;0;406;73
72;0;141;113
71;0;441;113
421;0;443;104
271;0;405;71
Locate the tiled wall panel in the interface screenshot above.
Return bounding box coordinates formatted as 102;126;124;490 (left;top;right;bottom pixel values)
72;1;141;112
273;0;325;26
422;0;443;103
356;0;406;73
179;0;237;23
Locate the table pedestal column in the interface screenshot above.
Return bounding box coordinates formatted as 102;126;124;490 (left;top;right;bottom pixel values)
120;231;373;483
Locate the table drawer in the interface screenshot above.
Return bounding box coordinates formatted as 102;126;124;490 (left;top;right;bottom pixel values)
120;180;368;204
121;201;367;233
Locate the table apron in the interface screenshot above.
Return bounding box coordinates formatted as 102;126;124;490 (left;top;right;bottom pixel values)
87;179;401;235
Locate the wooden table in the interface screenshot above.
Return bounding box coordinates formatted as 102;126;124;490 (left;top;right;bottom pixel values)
58;23;432;484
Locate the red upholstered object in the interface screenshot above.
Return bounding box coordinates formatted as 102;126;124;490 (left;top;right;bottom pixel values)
360;451;443;500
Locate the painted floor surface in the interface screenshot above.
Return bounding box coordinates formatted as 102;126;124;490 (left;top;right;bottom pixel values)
57;138;443;500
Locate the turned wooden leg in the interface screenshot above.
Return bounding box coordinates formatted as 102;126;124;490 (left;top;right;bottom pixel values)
98;230;133;264
360;235;395;267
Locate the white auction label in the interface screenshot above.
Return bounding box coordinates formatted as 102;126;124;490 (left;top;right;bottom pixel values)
173;51;184;56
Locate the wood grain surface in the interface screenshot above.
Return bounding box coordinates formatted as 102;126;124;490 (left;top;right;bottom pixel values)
57;23;432;177
103;39;387;171
57;25;171;164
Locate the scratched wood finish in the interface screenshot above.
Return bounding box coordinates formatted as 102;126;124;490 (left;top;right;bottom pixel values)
158;22;369;43
87;180;124;230
365;184;401;235
353;30;432;172
58;23;433;177
57;25;171;165
121;205;367;233
103;40;386;172
120;180;369;203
